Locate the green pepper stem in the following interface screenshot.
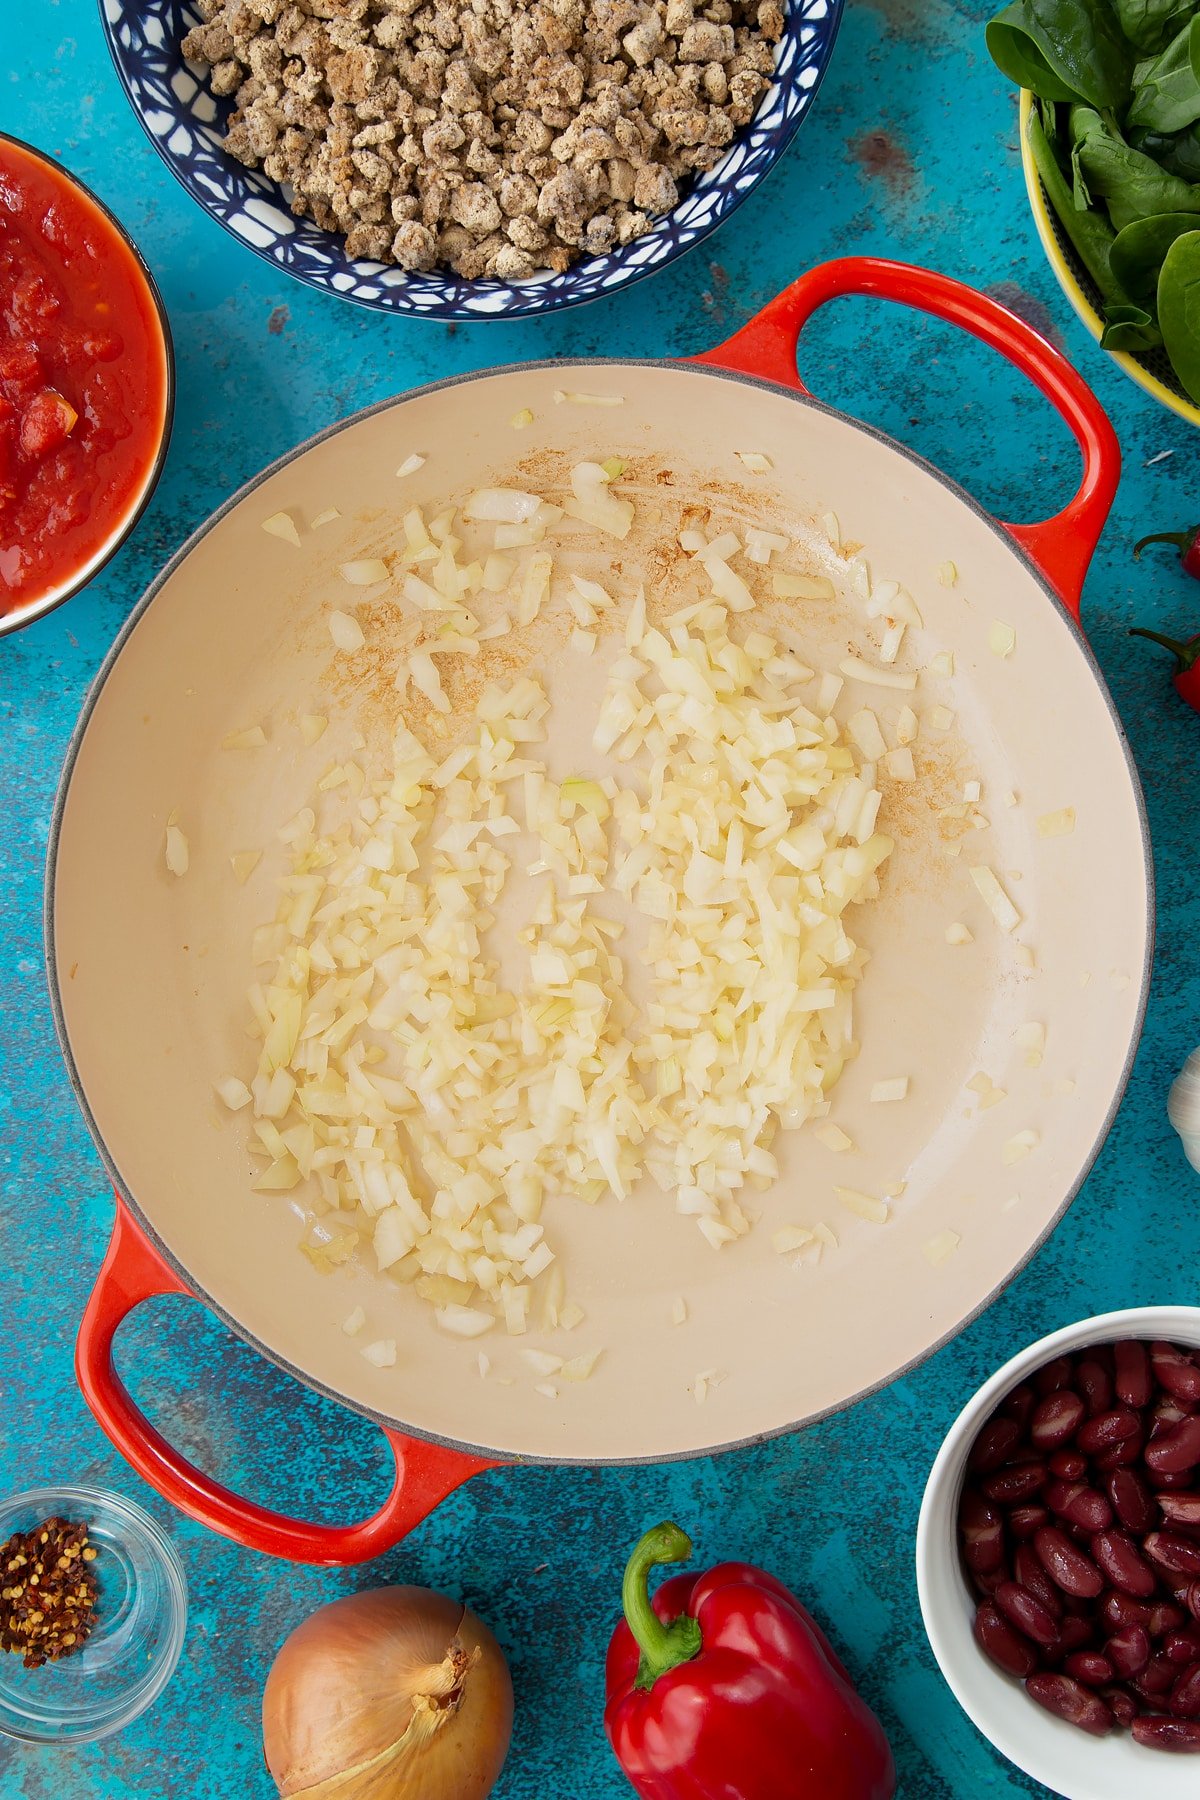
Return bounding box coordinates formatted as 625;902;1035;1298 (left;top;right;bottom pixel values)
621;1521;703;1691
1129;626;1200;672
1133;529;1193;560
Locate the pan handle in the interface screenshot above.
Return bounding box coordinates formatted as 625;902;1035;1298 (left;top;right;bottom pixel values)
691;256;1120;621
76;1198;496;1564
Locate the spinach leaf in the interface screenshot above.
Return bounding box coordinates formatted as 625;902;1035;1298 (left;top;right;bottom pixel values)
1111;209;1200;290
1157;227;1200;395
1138;121;1200;177
1113;0;1193;53
987;1;1134;108
1030;106;1131;304
1126;16;1200;132
1072;103;1200;226
1099;299;1165;345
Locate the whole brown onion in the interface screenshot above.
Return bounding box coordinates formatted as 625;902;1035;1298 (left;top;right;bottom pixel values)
262;1586;513;1799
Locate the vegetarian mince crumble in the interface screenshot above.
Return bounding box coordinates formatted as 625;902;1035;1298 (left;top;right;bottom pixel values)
183;0;784;279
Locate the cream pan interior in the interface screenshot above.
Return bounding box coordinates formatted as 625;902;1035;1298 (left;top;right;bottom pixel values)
49;360;1150;1464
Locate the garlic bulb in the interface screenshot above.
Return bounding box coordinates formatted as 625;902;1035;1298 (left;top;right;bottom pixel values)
1167;1048;1200;1174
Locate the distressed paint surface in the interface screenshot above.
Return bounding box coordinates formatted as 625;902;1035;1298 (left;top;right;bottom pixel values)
1;2;1198;1797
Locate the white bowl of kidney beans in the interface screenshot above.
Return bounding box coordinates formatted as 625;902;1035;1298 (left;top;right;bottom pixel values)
917;1307;1200;1797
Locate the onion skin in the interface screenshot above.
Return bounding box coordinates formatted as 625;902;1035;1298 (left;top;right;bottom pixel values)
262;1586;512;1800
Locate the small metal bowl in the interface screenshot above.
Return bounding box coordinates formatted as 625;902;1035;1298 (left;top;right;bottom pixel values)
1018;91;1200;430
0;132;175;637
0;1485;187;1744
916;1306;1200;1800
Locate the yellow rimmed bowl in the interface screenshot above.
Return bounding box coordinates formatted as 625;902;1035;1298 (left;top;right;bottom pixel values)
1019;90;1200;429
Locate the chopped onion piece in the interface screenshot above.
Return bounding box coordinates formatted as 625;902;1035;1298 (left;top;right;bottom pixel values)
822;512;840;548
1002;1129;1039;1166
299;715;327;746
840;657;917;690
361;1338;396;1367
510;409;533;429
929;651;954;677
560;1301;586;1332
735;451;772;473
963;780;980;803
478;1351;491;1377
560;1351;601;1382
772;572;835;601
342;1306;365;1336
329;611;365;652
395;453;425;478
990;620;1016;658
340;559;389;586
895;706;918;745
1015;943;1036;969
923;1230;960;1267
928;705;955;731
671;1297;688;1326
870;1077;909;1103
1037;807;1076;838
261;510;301;548
936;561;958;587
165;823;189;876
436;1305;494;1338
311;507;340;529
553;389;623;405
231;851;261;884
814;1123;853;1152
534;1382;558;1399
945;922;973;945
215;1075;252;1110
883;747;915;781
848;709;887;761
1017;1021;1046;1067
223;724;267;749
521;1349;563;1376
835;1186;888;1224
772;1225;815;1255
969;865;1020;933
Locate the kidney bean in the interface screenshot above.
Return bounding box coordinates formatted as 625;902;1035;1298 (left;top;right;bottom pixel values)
1147;1415;1200;1478
1036;1355;1076;1397
1151;1399;1192;1436
1152;1343;1200;1407
1151;1467;1196;1492
1030;1390;1085;1452
959;1489;1006;1576
1160;1495;1200;1529
969;1414;1022;1473
1025;1671;1114;1735
1113;1340;1152;1410
1146;1532;1200;1578
1061;1650;1112;1687
1102;1590;1153;1632
1163;1631;1200;1665
1014;1545;1063;1617
1077;1407;1142;1455
1035;1526;1105;1600
995;1581;1061;1648
971;1565;1009;1597
1178;1581;1200;1624
1095;1437;1145;1470
1046;1481;1112;1534
1102;1686;1137;1727
1007;1504;1049;1541
1077;1359;1114;1416
1093;1530;1159;1597
1170;1663;1200;1719
982;1462;1047;1504
1048;1449;1087;1481
1132;1715;1200;1751
1055;1615;1095;1656
1106;1623;1151;1679
1136;1660;1179;1704
1001;1382;1036;1429
1106;1468;1158;1534
1149;1602;1187;1639
973;1601;1037;1679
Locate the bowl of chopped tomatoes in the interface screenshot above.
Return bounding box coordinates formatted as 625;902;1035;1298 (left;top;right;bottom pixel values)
0;132;174;634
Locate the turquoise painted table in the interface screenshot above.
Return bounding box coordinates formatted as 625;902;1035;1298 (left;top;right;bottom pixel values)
2;2;1199;1795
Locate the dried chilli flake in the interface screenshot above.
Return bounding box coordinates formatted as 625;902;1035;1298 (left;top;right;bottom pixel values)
0;1517;99;1669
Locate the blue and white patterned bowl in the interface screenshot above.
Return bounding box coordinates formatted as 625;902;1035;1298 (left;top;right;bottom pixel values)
99;0;844;320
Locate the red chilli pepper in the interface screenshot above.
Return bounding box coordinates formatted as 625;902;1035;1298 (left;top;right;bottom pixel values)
604;1522;896;1800
1130;526;1200;712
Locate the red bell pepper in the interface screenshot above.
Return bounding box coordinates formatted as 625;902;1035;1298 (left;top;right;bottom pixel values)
604;1521;896;1800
